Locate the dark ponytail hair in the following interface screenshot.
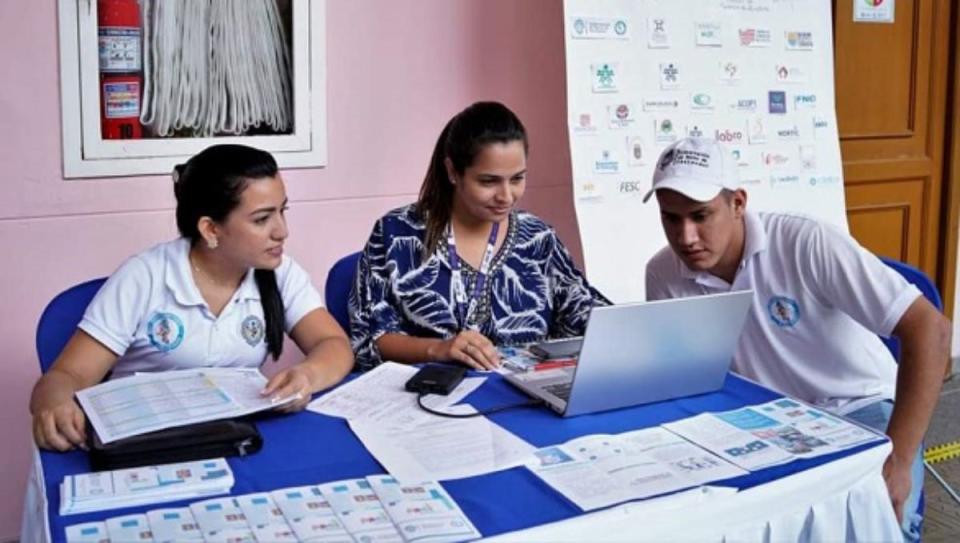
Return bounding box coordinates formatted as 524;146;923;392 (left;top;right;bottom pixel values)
173;144;285;360
416;101;528;255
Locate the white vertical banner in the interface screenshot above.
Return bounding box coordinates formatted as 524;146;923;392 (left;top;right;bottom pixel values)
564;0;846;302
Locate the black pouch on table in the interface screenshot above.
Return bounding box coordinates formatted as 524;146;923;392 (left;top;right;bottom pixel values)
87;419;262;471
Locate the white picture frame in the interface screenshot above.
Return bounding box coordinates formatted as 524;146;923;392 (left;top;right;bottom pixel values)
57;0;327;178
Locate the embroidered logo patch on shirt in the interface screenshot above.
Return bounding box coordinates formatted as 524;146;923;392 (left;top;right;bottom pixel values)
767;296;801;327
240;315;265;346
146;312;185;352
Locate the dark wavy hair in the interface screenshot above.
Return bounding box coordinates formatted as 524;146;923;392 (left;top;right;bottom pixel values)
416;102;528;255
173;144;285;360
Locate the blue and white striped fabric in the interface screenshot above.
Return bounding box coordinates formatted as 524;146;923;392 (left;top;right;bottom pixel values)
349;205;609;371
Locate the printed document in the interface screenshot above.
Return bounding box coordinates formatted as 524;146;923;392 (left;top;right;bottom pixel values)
527;428;742;511
66;476;479;543
104;514;152;542
146;508;203;542
271;485;353;542
664;399;885;470
76;368;297;443
60;458;233;515
317;479;404;543
233;493;299;542
350;415;535;482
367;475;482;543
307;362;483;427
189;496;253;542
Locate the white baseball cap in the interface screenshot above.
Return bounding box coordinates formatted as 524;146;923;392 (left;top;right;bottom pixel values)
642;137;740;203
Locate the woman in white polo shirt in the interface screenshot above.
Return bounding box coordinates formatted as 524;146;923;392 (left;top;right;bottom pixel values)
30;144;354;451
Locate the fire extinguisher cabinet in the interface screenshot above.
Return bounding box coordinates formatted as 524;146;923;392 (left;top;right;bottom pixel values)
98;0;143;139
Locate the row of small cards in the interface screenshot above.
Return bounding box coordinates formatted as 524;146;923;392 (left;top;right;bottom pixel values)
61;459;233;515
66;475;481;543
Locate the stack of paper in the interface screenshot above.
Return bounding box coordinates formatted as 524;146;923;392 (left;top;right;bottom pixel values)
65;475;480;543
367;475;482;543
308;362;534;482
60;458;234;516
271;485;352;542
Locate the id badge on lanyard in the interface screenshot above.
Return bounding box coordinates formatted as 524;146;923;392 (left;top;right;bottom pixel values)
446;221;500;330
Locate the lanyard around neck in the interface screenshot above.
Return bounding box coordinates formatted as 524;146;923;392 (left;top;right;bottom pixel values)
446;220;500;329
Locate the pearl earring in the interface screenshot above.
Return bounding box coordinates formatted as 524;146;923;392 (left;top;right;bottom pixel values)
207;237;219;250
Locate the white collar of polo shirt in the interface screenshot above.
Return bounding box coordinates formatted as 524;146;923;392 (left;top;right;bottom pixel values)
678;209;768;288
165;238;261;310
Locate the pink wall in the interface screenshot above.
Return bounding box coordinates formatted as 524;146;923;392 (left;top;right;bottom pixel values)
0;0;579;538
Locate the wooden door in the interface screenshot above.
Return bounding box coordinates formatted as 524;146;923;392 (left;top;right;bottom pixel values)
835;0;952;294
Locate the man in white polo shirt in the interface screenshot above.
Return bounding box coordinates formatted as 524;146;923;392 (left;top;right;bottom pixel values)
644;137;951;541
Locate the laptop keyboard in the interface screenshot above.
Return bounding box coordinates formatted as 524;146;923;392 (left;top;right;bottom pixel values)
544;382;573;401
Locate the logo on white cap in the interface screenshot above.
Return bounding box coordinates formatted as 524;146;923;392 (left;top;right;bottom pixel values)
643;137;740;203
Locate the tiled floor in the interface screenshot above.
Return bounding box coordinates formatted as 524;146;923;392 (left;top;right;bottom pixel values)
922;369;960;542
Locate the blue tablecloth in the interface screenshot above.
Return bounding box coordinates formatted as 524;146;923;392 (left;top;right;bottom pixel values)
40;372;886;541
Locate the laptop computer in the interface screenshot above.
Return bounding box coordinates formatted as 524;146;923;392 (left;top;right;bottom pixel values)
504;290;753;416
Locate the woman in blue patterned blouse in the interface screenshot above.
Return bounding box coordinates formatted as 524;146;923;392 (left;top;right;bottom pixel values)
350;102;609;371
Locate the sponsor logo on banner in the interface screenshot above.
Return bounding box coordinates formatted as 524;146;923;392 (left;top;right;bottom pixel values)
747;116;768;144
808;175;840;186
607;103;637;129
715;128;744;144
799;145;816;170
730;148;750;168
614;20;628;37
648;17;670;48
627;136;646;166
770;174;801;187
659;62;681;89
570;17;630;40
686;123;709;138
690;92;715;112
591;63;619;93
642;97;680;111
813;116;830;139
739;27;772;47
730;97;758;112
571;112;598;135
619;180;645;195
794;94;817;109
722;0;773;13
776;124;802;141
769;90;787;114
775;64;809;83
785;31;813;50
577;181;604;204
654;118;678;143
762;151;791;167
696;22;723;47
593;149;620;174
719;59;743;84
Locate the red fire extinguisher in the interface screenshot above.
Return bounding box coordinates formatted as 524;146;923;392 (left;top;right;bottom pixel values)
98;0;143;139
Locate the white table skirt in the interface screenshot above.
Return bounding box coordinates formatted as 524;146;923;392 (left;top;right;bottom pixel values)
22;442;901;543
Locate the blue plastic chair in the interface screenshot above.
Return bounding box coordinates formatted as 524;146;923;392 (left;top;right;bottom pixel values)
879;257;959;512
35;277;107;373
324;252;361;334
